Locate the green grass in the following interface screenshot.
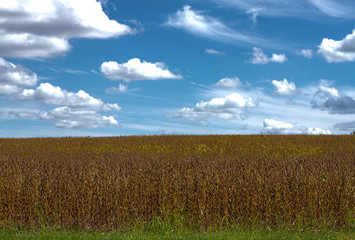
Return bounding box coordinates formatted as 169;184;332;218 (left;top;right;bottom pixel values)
1;228;354;240
1;215;354;239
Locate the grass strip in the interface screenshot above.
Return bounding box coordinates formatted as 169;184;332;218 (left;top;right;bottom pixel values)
0;228;354;240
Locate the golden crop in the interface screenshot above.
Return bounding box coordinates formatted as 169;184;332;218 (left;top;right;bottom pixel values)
0;135;354;231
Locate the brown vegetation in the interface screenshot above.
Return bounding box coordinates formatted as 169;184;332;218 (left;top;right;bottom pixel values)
0;135;354;231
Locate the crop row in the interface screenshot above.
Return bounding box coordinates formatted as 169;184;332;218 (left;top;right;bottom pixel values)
0;135;354;231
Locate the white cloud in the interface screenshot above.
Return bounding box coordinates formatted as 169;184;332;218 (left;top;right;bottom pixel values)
166;5;258;45
214;77;242;88
250;47;287;64
312;82;355;114
64;69;88;75
272;78;297;96
205;48;225;55
170;93;257;123
246;7;265;24
0;84;21;94
7;109;39;120
100;58;182;81
315;85;340;98
0;58;38;94
0;58;38;86
318;29;355;62
3;105;120;129
319;97;355;114
209;0;355;19
0;0;134;58
191;80;353;134
299;49;313;58
208;0;306;17
3;106;118;129
106;83;128;94
17;83;120;111
0;32;71;59
0;78;121;129
39;107;119;129
263;119;331;134
307;127;332;134
308;0;355;19
270;53;288;63
0;49;121;130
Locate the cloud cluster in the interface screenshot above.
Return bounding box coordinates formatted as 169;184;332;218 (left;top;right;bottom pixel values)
250;47;287;64
0;0;133;58
272;79;297;96
17;83;120;111
318;29;355;62
170;93;257;123
0;57;38;94
263;119;331;135
100;58;182;81
214;77;243;88
39;107;119;129
166;5;258;45
320;97;355;114
312;83;355;114
0;58;120;129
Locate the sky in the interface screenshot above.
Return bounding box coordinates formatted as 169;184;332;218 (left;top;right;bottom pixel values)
0;0;355;137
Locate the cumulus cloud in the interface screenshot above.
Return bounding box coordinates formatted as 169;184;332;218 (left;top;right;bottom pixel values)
298;49;313;58
17;83;120;111
318;29;355;62
170;93;257;123
3;82;121;129
100;58;182;81
0;58;38;94
165;5;258;45
272;78;297;96
0;0;134;58
0;58;38;86
0;60;121;129
320;97;355;114
214;77;242;88
312;82;355;114
0;84;21;95
315;85;340;99
39;107;119;129
4;106;119;129
0;32;71;59
205;48;225;55
250;47;287;64
263;119;331;135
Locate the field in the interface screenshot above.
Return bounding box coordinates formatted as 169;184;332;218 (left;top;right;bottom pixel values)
0;135;354;235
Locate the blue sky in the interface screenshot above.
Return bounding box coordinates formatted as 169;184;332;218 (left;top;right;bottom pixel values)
0;0;355;137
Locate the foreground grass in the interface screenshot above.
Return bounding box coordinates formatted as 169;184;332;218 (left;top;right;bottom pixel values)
1;228;354;240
